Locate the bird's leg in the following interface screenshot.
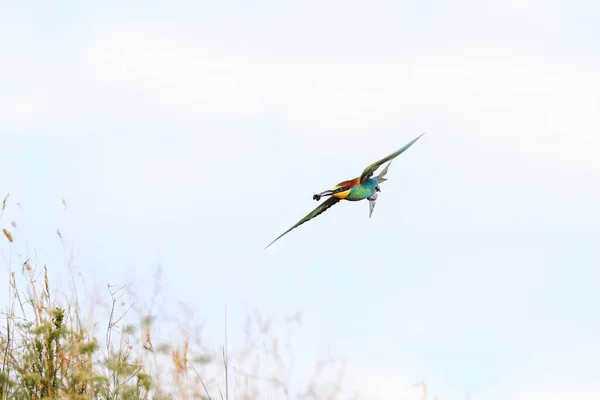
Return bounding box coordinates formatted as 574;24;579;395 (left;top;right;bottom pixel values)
313;189;334;201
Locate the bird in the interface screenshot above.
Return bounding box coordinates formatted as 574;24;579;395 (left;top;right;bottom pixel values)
264;132;425;249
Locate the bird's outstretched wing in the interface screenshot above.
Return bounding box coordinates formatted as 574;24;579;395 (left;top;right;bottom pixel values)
264;196;341;249
359;132;425;183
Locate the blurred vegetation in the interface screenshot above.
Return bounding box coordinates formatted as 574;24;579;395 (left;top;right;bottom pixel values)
0;193;439;400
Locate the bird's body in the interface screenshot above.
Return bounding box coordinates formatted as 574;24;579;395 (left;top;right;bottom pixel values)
265;133;425;249
332;177;378;201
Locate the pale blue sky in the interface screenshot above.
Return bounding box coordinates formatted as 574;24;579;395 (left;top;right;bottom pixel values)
1;1;600;399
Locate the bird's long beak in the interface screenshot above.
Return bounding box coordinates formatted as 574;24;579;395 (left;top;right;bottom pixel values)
313;190;334;201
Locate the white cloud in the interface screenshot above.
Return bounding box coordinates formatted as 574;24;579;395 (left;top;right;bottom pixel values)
82;31;271;115
81;28;600;138
4;23;599;165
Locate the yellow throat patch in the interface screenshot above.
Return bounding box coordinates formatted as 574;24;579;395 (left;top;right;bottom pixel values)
333;189;351;199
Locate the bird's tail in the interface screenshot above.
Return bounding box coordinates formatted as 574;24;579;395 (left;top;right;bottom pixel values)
377;161;392;183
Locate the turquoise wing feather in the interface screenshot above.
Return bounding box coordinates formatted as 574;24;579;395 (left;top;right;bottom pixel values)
359;132;425;183
264;196;340;249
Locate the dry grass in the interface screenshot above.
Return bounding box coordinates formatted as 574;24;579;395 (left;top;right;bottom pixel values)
0;194;441;400
0;194;352;400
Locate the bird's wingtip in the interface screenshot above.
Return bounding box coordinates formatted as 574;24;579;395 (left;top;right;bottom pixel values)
264;237;280;249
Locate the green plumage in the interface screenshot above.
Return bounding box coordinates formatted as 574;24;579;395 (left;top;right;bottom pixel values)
345;179;378;201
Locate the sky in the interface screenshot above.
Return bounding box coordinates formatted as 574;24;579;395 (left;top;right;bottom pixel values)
1;1;600;399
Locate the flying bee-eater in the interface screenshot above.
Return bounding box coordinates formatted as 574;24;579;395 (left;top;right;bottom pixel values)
264;132;425;249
